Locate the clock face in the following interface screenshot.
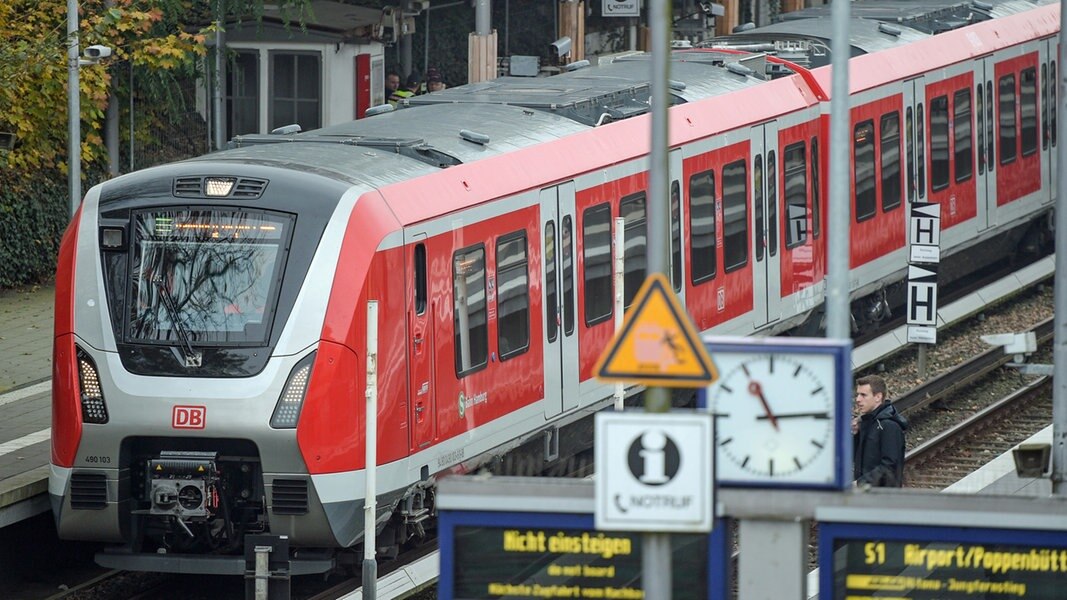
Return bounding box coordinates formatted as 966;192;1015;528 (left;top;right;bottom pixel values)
708;351;837;484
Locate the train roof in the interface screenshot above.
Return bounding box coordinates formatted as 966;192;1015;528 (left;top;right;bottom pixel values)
708;18;930;68
405;52;765;125
773;0;1051;33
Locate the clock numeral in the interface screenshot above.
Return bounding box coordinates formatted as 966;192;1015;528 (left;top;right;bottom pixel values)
768;459;774;477
793;364;803;377
811;440;824;449
794;456;803;470
811;386;824;396
720;384;733;394
769;355;774;374
719;437;733;446
741;364;751;377
741;456;750;469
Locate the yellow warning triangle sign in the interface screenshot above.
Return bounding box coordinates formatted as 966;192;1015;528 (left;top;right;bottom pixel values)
594;273;718;388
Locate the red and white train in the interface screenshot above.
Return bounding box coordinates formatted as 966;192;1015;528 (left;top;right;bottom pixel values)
50;0;1058;573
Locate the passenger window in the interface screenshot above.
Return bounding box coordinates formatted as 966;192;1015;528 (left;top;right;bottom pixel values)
621;193;647;308
811;137;821;237
688;169;717;284
854;120;877;219
783;142;807;247
561;216;575;336
906;107;916;199
1021;67;1037;156
1042;63;1049;150
1052;61;1058;147
880;112;902;211
767;150;778;256
977;84;985;175
999;74;1017;165
953;88;973;183
670;182;682;292
754;154;764;262
582;203;612;326
986;83;995;170
918;102;927;197
722;160;748;272
496;232;529;360
544;222;558;343
930;95;950;190
453;245;488;375
414;243;426;314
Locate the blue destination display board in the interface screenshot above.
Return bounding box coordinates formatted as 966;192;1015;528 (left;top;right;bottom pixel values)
439;510;730;599
820;522;1067;599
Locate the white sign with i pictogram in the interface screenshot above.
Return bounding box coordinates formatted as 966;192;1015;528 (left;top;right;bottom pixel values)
595;412;713;532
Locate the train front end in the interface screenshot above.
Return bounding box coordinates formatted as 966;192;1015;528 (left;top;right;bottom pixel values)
48;161;359;574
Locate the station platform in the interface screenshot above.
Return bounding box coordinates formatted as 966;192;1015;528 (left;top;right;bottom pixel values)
0;284;55;528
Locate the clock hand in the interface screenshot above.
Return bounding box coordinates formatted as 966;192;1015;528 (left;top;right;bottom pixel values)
756;411;831;420
747;380;779;431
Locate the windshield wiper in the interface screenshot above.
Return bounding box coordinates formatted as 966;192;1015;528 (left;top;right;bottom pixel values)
153;278;203;368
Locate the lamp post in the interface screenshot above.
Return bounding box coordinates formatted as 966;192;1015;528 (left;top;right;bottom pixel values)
67;0;80;218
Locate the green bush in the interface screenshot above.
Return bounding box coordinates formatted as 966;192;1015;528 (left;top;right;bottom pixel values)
0;172;71;288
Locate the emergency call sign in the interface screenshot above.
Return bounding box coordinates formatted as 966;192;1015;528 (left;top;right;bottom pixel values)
820;521;1067;599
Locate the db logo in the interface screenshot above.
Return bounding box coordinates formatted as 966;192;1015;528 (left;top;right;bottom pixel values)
172;405;206;429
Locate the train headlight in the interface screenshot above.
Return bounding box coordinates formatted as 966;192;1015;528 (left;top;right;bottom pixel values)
270;352;316;429
76;346;109;424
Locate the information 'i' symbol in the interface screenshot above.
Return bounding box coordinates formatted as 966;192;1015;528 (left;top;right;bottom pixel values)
627;430;681;485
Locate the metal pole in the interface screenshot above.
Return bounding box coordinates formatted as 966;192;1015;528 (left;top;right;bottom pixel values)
254;545;271;600
475;0;491;35
364;301;379;598
213;0;225;150
645;0;672;596
424;8;430;76
129;63;135;172
825;0;851;339
614;217;625;411
1051;0;1067;497
105;0;119;177
67;0;80;217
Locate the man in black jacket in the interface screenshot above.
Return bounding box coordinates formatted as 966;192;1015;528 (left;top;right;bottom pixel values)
853;375;908;487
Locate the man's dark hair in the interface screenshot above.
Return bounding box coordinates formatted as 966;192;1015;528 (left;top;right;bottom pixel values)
857;374;887;401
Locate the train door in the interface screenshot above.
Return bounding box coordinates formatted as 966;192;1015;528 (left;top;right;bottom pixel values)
1042;39;1056;202
405;232;435;451
750;121;780;329
540;182;579;419
976;57;998;231
902;77;928;209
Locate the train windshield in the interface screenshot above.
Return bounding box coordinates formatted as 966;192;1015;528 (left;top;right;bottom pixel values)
128;209;293;346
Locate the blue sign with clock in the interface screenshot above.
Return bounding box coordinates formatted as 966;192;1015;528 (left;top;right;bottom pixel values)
698;336;853;489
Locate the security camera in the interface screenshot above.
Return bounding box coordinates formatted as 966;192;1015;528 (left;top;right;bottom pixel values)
84;45;112;59
550;36;572;58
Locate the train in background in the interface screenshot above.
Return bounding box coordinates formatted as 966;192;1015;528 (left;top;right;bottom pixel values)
50;0;1058;574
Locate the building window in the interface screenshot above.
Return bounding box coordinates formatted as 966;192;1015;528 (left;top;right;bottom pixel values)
270;52;321;132
453;245;488;375
953;89;973;183
496;232;529;360
784;142;808;245
930;95;950;189
621;193;647;308
689;170;716;284
582;203;612;325
1021;67;1038;156
722;160;748;272
999;74;1017;165
226;51;259;138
